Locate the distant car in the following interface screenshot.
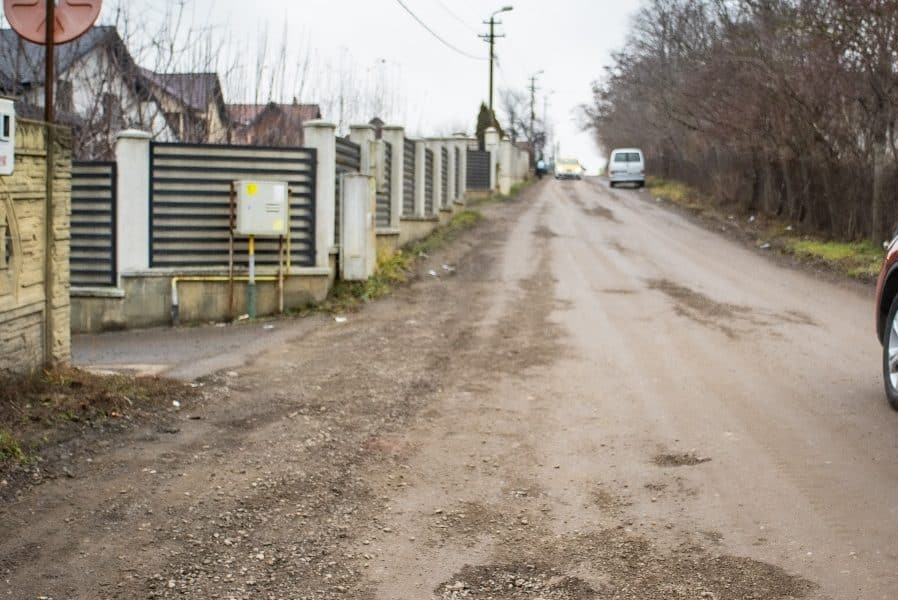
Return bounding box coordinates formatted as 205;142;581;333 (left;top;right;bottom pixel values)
554;158;583;180
608;148;645;188
875;240;898;409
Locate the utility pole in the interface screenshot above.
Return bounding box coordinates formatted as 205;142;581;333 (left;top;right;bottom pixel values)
528;71;543;163
480;6;513;122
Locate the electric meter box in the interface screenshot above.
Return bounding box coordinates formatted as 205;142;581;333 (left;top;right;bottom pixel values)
0;98;15;176
234;180;289;236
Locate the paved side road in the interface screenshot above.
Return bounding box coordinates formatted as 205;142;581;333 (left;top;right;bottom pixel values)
2;178;895;599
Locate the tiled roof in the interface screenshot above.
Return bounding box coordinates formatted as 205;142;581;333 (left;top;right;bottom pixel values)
141;70;223;112
228;102;322;128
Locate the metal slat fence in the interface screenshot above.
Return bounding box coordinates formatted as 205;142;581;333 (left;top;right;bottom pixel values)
441;146;449;209
403;140;416;216
377;141;392;228
149;143;316;268
467;149;491;191
455;147;461;201
425;148;434;215
71;161;117;287
335;137;362;246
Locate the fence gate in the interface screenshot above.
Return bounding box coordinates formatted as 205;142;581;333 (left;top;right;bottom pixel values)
403;139;416;216
467;149;491;190
378;141;392;228
335;137;362;246
71;161;117;287
149;143;316;268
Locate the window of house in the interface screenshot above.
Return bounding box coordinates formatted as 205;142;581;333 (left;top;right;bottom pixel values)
57;80;74;113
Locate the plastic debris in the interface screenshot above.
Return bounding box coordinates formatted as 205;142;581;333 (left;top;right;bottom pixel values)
749;215;756;223
760;242;772;250
172;400;181;409
237;314;249;321
428;270;439;277
334;316;348;324
441;264;456;273
263;324;275;330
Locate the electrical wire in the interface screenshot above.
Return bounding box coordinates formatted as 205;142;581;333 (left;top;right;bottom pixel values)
394;0;486;61
430;0;480;35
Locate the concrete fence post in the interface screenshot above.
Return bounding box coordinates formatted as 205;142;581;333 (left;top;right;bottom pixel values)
414;140;426;217
484;127;499;192
499;137;513;195
456;136;470;203
381;125;404;229
445;138;457;207
426;139;443;211
302;120;337;268
349;124;376;176
115;130;152;279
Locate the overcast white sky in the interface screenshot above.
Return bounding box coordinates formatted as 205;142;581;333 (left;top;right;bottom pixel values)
99;0;641;171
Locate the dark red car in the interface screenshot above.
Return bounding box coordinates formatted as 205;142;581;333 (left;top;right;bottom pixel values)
875;240;898;409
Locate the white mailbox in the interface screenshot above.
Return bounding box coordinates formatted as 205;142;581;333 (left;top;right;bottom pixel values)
0;98;15;176
234;180;289;237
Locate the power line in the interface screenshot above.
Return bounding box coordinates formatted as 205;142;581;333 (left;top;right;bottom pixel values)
430;0;479;35
394;0;486;61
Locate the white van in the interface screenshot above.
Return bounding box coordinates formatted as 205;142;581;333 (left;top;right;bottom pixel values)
608;148;645;188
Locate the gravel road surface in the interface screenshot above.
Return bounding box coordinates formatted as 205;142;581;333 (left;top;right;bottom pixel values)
2;178;894;599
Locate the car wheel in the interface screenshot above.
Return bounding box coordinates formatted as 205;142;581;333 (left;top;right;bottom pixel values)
609;182;616;188
883;294;898;410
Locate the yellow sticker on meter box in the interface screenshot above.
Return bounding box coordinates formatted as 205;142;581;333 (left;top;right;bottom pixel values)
247;183;258;196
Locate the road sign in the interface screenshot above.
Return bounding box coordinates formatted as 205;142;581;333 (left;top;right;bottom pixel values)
3;0;102;45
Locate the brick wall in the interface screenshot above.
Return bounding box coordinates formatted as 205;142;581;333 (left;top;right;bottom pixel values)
0;119;72;373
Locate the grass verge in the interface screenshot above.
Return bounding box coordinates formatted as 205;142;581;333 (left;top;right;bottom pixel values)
646;176;885;282
322;209;484;314
0;367;199;466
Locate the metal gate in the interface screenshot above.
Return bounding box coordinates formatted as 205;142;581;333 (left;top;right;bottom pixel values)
378;141;392;228
335;137;362;246
424;148;434;215
403;139;416;216
466;149;491;190
71;161;116;287
149;143;316;268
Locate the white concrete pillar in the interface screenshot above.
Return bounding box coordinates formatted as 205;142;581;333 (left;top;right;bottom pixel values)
499;137;513;195
340;173;376;281
425;139;443;211
444;138;457;207
115;130;151;278
456;136;471;203
414;140;426;217
381;125;404;229
302;120;337;268
484;127;500;192
349;124;376;176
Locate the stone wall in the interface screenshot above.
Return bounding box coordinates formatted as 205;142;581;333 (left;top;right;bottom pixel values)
0;119;72;373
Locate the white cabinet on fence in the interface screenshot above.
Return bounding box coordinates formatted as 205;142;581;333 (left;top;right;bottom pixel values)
340;173;377;281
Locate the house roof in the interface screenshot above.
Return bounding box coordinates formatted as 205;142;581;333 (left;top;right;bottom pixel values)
141;70;223;112
228;102;322;128
0;25;124;91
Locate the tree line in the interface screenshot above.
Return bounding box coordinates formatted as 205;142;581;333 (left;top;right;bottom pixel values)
583;0;898;242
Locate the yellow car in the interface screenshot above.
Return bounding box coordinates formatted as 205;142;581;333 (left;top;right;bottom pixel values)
554;158;583;180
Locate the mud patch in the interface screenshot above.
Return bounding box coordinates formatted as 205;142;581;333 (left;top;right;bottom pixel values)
653;452;712;467
600;288;637;295
436;563;595;599
648;278;755;339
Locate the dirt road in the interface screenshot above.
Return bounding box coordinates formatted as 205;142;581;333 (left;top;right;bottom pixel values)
2;179;895;599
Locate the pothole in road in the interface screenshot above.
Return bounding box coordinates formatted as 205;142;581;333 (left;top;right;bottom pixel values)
437;529;816;600
533;225;560;239
653;452;712;467
436;563;596;599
